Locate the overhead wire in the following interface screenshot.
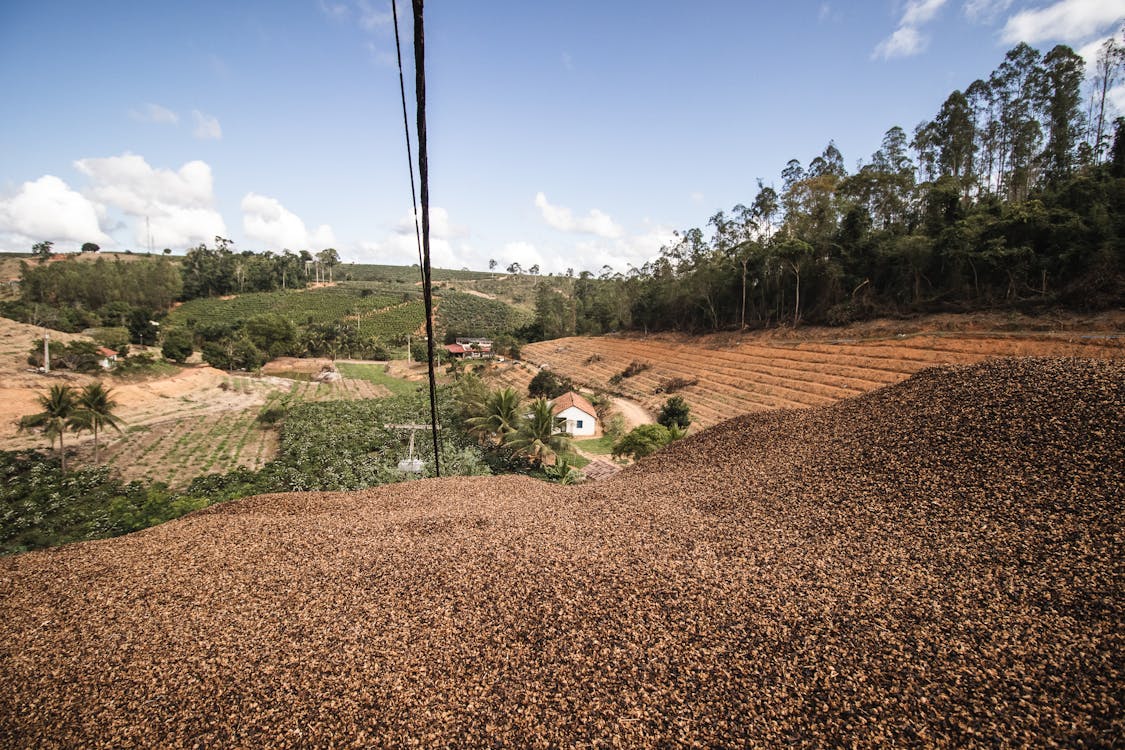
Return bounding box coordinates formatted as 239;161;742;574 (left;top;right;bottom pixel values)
391;0;441;477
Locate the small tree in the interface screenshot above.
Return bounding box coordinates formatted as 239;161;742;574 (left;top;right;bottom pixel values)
465;387;523;445
505;398;570;467
161;328;194;363
80;242;100;253
528;369;574;399
657;396;692;430
32;240;53;263
19;385;79;472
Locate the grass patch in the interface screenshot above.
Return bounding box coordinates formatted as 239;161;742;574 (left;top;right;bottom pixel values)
575;435;616;455
337;362;419;398
558;451;591;469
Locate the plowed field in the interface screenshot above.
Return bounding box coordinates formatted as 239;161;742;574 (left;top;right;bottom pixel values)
1;358;1120;747
523;325;1124;428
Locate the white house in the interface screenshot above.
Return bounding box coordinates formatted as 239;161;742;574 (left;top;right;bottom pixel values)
97;347;118;370
551;391;599;437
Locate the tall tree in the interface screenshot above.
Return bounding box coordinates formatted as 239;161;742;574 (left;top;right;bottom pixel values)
1090;33;1124;163
19;385;79;473
1038;45;1086;182
73;382;123;464
992;43;1044;201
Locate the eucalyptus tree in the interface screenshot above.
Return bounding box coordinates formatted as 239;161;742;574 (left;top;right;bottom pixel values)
1090;33;1124;163
1038;44;1086;182
991;43;1044;201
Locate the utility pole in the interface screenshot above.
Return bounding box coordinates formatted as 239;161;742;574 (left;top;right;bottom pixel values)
42;332;50;373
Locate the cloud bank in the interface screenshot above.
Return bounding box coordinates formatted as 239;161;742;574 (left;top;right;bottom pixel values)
0;175;110;249
75;153;226;249
534;192;623;239
242;193;335;250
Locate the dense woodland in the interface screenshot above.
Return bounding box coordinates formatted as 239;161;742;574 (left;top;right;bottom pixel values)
534;40;1125;336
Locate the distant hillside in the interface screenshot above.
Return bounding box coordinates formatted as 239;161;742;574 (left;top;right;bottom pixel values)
2;358;1120;746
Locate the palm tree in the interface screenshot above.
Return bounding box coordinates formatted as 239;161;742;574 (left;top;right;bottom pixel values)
466;387;523;445
19;384;79;473
73;382;124;464
504;398;571;467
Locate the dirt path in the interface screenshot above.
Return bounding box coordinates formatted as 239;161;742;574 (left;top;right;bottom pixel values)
612;396;653;429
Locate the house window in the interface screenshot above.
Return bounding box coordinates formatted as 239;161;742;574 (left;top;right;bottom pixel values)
576;420;584;429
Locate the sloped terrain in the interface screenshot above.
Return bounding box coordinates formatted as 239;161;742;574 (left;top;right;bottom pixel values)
522;327;1125;428
0;358;1121;747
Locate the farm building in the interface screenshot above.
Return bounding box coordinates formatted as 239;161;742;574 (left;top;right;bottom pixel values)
445;338;494;359
551;391;598;437
97;347;118;370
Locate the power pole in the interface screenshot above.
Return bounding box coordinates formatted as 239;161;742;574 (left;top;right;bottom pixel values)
43;332;50;373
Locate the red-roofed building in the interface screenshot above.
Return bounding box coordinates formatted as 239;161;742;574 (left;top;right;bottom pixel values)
97;347;118;370
551;391;599;437
445;338;494;359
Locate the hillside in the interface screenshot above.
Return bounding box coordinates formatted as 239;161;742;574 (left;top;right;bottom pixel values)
522;312;1125;428
1;358;1121;746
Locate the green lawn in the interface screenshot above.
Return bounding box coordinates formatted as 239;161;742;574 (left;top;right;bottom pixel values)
574;435;616;455
336;362;419;398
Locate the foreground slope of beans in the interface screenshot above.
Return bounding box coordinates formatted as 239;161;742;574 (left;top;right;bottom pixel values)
1;358;1121;748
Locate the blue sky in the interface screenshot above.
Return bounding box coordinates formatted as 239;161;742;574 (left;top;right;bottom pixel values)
1;0;1122;274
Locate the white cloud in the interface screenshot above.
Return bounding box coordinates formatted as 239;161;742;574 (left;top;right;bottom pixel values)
1001;0;1125;44
0;175;111;250
534;192;624;239
192;110;222;140
902;0;949;26
130;103;179;125
873;0;949;59
873;25;927;59
357;0;392;30
242;192;335;250
74;153;226;249
963;0;1013;23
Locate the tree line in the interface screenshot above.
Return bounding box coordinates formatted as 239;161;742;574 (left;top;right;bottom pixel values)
532;38;1125;337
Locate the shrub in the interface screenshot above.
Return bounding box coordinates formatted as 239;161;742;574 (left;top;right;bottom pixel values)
657;396;692;429
528;369;575;399
609;360;651;384
161;328;194;363
612;424;676;459
655;377;698;394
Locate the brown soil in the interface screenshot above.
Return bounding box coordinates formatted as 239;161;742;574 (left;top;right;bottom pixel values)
523;312;1124;430
1;358;1121;747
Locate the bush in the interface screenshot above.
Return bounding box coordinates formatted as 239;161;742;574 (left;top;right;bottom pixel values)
654;377;698;394
657;396;692;429
528;369;575;399
88;327;131;354
161;328;194;363
612;424;677;459
113;352;159;375
609;360;651;385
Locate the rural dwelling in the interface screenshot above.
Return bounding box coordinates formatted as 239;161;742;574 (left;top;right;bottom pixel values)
97;347;118;370
551;391;598;437
445;338;494;360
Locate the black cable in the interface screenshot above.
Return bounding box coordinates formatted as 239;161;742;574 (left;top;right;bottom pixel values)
412;0;441;477
391;0;423;269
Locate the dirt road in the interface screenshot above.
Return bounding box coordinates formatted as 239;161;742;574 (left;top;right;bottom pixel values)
611;396;653;429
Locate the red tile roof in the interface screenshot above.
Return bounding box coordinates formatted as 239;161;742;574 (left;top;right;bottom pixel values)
551;391;596;418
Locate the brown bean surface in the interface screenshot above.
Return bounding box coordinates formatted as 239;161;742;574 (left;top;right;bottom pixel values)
1;357;1121;748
